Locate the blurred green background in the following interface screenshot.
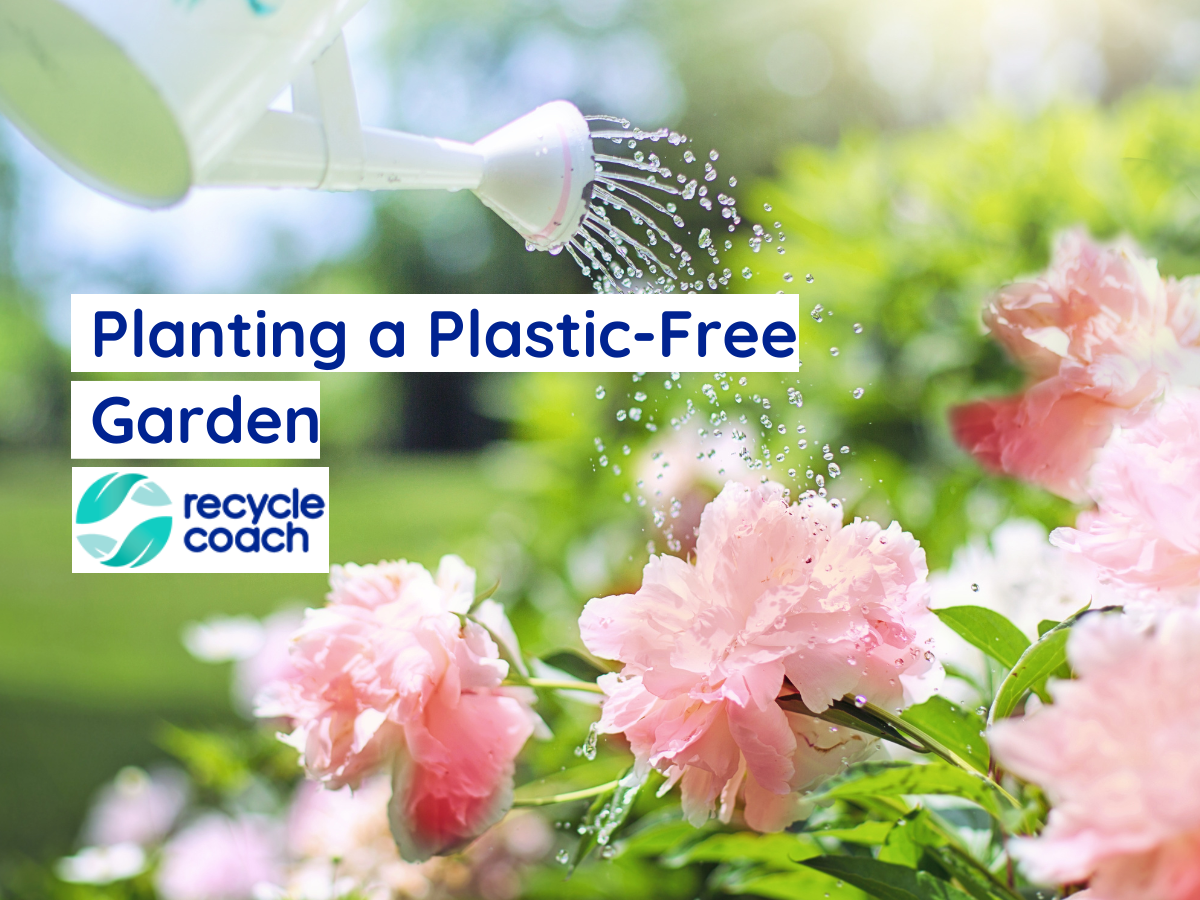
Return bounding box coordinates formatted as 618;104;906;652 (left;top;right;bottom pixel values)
6;0;1200;878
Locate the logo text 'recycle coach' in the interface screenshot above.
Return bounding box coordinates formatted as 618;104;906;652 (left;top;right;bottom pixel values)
71;467;330;574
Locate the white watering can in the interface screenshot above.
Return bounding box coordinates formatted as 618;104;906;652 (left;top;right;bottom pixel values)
0;0;596;249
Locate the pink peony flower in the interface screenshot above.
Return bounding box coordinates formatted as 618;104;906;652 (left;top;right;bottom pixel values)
988;608;1200;900
952;230;1175;500
81;766;188;848
257;556;540;862
1051;388;1200;605
237;608;305;717
579;482;942;832
155;814;285;900
286;776;436;900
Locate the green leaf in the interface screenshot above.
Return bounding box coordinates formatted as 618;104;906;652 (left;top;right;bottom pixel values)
75;472;147;524
1035;619;1059;638
901;697;989;773
539;649;611;682
989;628;1071;722
933;606;1030;669
102;516;172;568
803;856;976;900
568;766;646;874
665;832;820;869
816;761;1006;819
719;868;868;900
808;820;895;845
513;756;631;804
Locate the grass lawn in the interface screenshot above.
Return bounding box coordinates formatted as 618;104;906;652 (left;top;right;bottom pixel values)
0;452;502;859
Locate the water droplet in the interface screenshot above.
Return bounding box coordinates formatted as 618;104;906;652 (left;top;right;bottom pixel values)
709;149;719;161
634;391;647;402
852;387;865;399
783;272;794;283
556;849;570;864
828;462;841;478
805;273;814;283
683;149;695;163
840;446;850;454
847;656;857;666
830;347;839;357
763;202;773;211
728;175;737;187
698;227;712;248
853;323;863;334
853;694;867;708
595;385;606;399
741;267;752;279
971;583;979;592
616;409;627;421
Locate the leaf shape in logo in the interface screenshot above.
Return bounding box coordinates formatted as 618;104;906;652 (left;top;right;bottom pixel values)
76;473;147;524
102;516;172;568
77;534;118;559
132;480;171;507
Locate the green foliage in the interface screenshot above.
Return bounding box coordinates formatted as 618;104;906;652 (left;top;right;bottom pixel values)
733;86;1200;567
803;856;976;900
933;607;1031;670
815;762;1009;820
901;697;990;774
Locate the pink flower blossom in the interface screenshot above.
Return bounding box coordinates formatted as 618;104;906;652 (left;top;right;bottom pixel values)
286;777;436;900
1051;389;1200;605
258;556;540;862
579;482;942;832
155;814;285;900
81;766;188;848
237;609;305;716
952;230;1175;500
989;609;1200;900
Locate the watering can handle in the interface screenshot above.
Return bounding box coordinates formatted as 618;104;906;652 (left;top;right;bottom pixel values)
292;32;365;190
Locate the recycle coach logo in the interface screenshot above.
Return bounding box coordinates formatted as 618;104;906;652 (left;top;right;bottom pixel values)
75;472;173;568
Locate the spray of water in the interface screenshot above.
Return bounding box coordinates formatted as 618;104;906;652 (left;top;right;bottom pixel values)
530;115;756;294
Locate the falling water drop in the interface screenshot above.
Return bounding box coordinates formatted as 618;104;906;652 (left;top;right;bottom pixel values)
741;267;752;279
852;387;865;399
830;347;839;357
805;273;815;283
783;272;794;283
853;323;863;334
595;386;606;400
709;149;720;160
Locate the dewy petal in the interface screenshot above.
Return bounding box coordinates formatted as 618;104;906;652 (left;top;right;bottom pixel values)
260;557;538;856
989;608;1200;895
581;481;937;833
1052;388;1200;602
435;555;477;615
388;692;535;862
955;229;1184;500
724;699;795;795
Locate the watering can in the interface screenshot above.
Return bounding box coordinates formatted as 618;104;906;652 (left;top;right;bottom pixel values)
0;0;595;249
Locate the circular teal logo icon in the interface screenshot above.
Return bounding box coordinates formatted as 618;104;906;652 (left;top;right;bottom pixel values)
75;473;173;568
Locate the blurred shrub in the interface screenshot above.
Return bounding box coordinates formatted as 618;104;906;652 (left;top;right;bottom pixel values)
724;85;1200;566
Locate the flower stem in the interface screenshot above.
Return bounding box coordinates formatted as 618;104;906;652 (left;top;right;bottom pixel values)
514;678;606;694
511;780;620;807
854;697;1022;811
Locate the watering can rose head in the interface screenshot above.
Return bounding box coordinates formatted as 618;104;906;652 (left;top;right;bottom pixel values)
579;481;942;832
256;556;541;863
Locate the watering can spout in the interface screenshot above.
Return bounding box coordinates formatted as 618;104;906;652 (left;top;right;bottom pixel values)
204;99;594;251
